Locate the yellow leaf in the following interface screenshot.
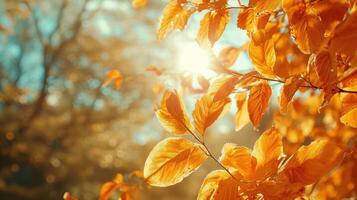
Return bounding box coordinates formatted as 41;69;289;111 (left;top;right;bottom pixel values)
219;128;282;181
220;143;256;178
278;139;344;185
132;0;147;9
197;10;229;47
158;1;193;41
340;93;357;128
193;76;238;135
156;90;192;134
197;170;242;200
248;81;272;127
279;76;303;113
252;128;283;180
234;92;250;131
248;38;276;78
253;0;281;12
144;137;207;187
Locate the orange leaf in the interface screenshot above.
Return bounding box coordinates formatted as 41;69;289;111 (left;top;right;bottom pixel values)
193;76;238;135
248;38;276;78
311;51;337;88
340;93;357;128
132;0;148;9
279;76;303;113
291;14;324;54
248;81;272;127
218;47;240;68
252;128;283;180
329;9;357;56
102;69;123;90
278;139;344;185
197;170;242;200
234;92;250;131
197;10;229;47
158;1;193;41
156;90;192;134
99;173;124;200
143;137;207;187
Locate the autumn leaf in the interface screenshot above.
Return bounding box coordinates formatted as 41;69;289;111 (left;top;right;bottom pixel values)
218;47;240;68
248;38;276;78
234;92;250;131
253;0;281;12
156;90;192;134
193;76;238;135
197;10;229;47
279;76;303;113
329;9;357;56
248;81;272;127
102;69;123;90
291;14;324;54
99;173;124;200
197;170;242;200
278;139;344;185
144;137;207;187
311;51;337;88
132;0;147;9
340;93;357;128
158;1;193;41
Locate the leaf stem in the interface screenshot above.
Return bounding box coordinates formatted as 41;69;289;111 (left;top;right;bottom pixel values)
183;124;240;182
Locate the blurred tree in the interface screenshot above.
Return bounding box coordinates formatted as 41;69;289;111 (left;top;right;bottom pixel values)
0;0;168;199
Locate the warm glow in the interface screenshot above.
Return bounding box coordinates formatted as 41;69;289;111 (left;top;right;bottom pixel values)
176;41;215;77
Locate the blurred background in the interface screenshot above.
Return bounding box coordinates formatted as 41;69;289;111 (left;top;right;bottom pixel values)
0;0;277;199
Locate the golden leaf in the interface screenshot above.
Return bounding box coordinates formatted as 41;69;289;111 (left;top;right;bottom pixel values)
158;1;193;41
144;137;207;187
220;128;282;181
279;76;303;113
234;92;250;131
197;10;229;47
197;170;242;200
340;93;357;128
311;51;337;88
156;90;192;134
248;81;272;127
193;76;238;135
278;139;344;185
248;38;276;78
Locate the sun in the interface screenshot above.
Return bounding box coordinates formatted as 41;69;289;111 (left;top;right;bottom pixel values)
176;41;215;77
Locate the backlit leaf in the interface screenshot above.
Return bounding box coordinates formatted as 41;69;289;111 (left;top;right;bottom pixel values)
279;76;303;113
234;92;250;131
278;139;344;185
197;170;242;200
144;137;207;187
248;38;276;78
156;90;192;134
248;81;272;127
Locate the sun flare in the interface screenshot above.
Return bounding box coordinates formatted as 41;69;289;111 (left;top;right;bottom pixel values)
176;41;215;77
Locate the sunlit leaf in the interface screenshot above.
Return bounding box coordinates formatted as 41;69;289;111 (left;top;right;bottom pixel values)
197;170;242;200
278;139;344;185
144;137;207;187
279;76;303;113
234;92;250;131
156;90;192;134
248;81;272;127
